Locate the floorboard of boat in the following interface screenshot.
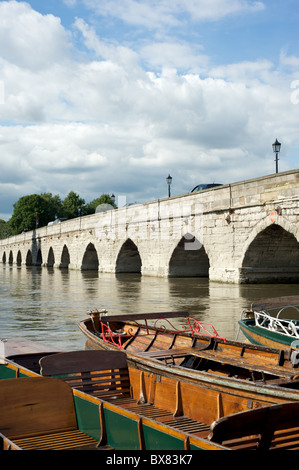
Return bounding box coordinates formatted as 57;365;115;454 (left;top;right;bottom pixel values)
102;395;211;439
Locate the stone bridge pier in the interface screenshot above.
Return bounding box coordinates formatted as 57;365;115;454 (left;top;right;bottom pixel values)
1;170;299;284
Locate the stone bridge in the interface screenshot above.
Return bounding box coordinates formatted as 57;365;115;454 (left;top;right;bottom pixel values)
1;169;299;283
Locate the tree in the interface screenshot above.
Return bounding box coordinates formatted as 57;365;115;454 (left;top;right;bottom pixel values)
7;191;117;235
61;191;85;219
0;219;12;239
84;194;117;214
9;193;62;234
41;192;63;219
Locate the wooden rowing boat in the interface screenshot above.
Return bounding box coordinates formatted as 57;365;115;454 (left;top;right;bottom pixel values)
78;309;299;406
0;338;224;451
2;338;299;450
238;296;299;349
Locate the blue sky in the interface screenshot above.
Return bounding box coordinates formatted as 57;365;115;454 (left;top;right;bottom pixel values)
0;0;298;219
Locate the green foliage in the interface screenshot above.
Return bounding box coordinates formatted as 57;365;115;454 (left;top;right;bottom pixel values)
6;191;117;235
0;219;12;239
84;194;117;214
61;190;86;219
9;193;61;234
41;192;63;218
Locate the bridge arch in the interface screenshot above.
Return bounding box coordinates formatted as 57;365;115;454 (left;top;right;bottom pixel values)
60;245;70;269
8;250;13;265
240;221;299;283
2;252;6;263
47;247;55;267
81;243;99;270
116;238;142;273
36;248;42;266
168;233;210;277
26;250;32;266
16;250;22;266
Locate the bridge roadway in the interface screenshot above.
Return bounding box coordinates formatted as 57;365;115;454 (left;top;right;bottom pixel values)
1;169;299;283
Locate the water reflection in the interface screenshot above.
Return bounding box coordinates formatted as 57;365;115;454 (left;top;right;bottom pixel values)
0;265;298;351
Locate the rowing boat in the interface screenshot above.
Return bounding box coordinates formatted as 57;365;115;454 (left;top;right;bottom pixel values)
238;296;299;349
78;309;299;406
2;338;299;450
0;338;224;451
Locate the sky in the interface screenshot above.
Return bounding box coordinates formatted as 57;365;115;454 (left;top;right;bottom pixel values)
0;0;298;220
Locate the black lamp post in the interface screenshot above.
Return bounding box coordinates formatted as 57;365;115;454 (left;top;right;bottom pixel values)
166;174;172;197
272;139;281;174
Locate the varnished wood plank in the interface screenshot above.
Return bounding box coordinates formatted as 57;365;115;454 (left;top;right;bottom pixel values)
0;377;77;439
13;430;97;450
40;350;127;375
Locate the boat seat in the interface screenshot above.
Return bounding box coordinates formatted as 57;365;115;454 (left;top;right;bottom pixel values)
209;401;299;450
40;350;131;400
0;377;99;450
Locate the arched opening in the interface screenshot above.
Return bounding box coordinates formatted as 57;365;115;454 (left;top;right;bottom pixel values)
47;247;55;267
16;250;22;266
169;234;210;277
81;243;99;270
116;239;142;273
36;249;42;266
241;224;299;283
26;250;32;266
2;252;6;263
60;245;70;269
8;251;13;265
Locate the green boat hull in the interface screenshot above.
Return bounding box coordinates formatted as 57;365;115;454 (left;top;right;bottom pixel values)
238;318;295;349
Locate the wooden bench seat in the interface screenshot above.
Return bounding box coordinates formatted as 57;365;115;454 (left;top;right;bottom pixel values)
0;377;99;450
40;350;131;400
209;402;299;450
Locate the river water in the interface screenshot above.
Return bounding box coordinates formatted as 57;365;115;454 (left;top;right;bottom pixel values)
0;265;298;351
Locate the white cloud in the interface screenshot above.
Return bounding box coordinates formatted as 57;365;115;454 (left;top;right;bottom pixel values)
0;1;72;71
0;0;298;220
179;0;265;21
140;41;209;73
82;0;265;28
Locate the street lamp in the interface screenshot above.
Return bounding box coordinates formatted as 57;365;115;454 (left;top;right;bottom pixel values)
166;174;172;197
272;139;281;174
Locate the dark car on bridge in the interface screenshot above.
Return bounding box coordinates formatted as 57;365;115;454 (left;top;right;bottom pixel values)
191;183;222;192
